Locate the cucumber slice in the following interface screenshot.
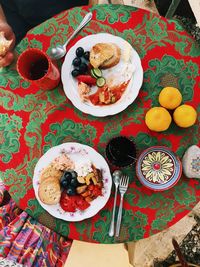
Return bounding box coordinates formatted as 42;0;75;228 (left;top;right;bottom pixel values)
91;68;102;78
96;77;106;87
91;69;97;78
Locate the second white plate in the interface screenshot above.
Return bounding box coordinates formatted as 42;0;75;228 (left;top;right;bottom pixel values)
33;142;112;222
61;33;143;117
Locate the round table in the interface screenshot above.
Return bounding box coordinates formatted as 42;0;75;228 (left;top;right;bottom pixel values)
1;4;200;244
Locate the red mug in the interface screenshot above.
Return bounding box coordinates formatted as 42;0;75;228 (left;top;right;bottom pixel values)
17;48;60;90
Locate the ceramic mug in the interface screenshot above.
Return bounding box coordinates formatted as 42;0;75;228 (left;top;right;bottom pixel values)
17;48;60;90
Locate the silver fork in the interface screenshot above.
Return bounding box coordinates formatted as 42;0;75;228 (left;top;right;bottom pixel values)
115;175;129;237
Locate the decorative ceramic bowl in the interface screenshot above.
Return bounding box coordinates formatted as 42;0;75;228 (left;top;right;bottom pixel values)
136;146;182;191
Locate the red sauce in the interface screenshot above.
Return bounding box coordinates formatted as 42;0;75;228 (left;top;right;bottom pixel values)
89;80;130;106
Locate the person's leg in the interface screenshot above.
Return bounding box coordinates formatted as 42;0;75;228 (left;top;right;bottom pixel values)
1;3;30;44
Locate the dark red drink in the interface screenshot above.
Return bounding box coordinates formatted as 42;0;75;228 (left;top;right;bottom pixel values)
29;58;48;80
106;136;137;167
17;48;60;90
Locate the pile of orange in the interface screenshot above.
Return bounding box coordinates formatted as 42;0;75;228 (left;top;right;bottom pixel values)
145;86;197;132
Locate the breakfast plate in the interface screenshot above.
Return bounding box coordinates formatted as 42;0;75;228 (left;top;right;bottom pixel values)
33;142;112;221
61;33;143;117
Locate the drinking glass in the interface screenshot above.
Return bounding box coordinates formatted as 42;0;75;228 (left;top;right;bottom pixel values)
17;48;60;90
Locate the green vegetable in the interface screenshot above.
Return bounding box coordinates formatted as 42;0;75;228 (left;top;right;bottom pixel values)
91;68;102;78
96;77;106;87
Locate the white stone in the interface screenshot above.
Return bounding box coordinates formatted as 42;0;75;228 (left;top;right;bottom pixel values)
182;145;200;179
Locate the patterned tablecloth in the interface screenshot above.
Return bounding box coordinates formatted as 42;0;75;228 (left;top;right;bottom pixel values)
1;4;200;244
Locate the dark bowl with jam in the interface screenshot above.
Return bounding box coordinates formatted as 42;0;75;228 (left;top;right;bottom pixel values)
105;136;137;168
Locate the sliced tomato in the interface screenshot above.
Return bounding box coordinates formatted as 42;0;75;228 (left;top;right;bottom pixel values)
76;197;90;210
76;75;96;85
89;93;99;105
60;191;90;212
60;192;76;212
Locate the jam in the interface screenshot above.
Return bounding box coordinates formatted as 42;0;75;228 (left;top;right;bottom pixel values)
106;136;137;167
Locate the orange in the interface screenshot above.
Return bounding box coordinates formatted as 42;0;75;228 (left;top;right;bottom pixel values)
173;104;197;128
159;87;182;110
145;107;172;132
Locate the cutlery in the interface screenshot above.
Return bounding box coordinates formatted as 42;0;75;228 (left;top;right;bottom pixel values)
115;175;129;237
108;170;122;237
172;238;189;267
50;12;92;60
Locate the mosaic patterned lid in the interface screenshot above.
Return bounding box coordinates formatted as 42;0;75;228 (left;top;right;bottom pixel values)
136;146;182;191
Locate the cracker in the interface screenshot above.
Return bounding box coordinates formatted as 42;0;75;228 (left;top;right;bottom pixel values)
39;164;62;183
38;178;61;205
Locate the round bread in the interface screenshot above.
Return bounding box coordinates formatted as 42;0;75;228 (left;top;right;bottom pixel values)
38;178;61;205
39;164;62;183
0;32;12;56
90;43;114;68
101;44;121;69
89;42;121;69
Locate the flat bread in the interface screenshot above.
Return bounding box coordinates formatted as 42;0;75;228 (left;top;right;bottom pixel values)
89;43;121;69
38;178;61;205
90;43;114;68
101;44;121;69
0;32;12;56
39;164;62;183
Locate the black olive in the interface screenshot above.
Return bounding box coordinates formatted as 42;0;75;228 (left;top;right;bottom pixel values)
64;171;73;180
70;170;78;179
71;69;80;77
79;63;88;74
60;179;69;189
70;178;79;187
72;57;81;67
66;186;76;196
76;47;84;57
83;51;90;60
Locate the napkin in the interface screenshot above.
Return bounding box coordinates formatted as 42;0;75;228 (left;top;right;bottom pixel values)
64;240;132;267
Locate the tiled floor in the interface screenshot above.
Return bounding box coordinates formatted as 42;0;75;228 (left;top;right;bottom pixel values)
128;202;200;266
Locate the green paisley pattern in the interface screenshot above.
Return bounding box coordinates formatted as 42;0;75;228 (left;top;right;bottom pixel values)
0;5;200;244
15;38;44;55
91;5;135;24
146;16;168;41
143;55;198;106
0;68;29;90
1;169;27;200
44;119;97;152
0;113;22;162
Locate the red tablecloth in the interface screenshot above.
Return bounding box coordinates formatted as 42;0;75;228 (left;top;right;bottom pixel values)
1;4;200;243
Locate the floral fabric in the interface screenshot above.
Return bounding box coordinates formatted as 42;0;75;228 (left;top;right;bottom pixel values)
0;183;72;267
0;257;22;267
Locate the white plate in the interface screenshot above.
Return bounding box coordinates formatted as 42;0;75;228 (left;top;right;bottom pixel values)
33;143;112;222
61;33;143;117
